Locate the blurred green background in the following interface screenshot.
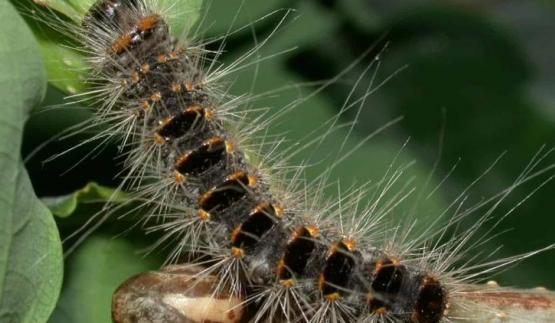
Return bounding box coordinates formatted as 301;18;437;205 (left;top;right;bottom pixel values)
15;0;555;321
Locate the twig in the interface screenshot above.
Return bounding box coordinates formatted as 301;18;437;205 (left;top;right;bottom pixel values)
450;283;555;322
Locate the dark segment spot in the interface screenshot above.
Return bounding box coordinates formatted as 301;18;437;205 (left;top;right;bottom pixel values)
368;257;406;313
277;226;318;281
83;0;137;30
157;107;205;140
319;241;355;298
175;137;226;176
412;276;446;323
231;204;277;249
199;172;250;214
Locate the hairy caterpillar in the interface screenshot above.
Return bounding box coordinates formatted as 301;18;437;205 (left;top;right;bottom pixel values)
20;0;555;322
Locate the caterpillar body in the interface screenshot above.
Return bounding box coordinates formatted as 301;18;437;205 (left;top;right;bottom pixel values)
67;0;449;321
26;0;555;322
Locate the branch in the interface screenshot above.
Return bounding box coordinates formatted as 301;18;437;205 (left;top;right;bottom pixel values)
450;283;555;322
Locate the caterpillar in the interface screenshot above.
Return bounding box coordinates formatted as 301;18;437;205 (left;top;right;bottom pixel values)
21;0;555;322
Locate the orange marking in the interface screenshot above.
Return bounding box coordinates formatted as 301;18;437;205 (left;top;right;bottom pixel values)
176;152;191;167
225;141;235;154
273;204;285;218
174;171;185;183
374;259;385;273
248;176;257;188
111;34;132;54
276;258;294;282
141;101;150;110
110;15;160;55
157;54;168;63
291;228;304;240
276;259;286;275
198;191;212;208
198;209;210;221
171;83;182;92
305;225;320;238
342;239;357;252
279;279;295;288
391;256;401;266
227;171;246;181
318;274;326;291
422;276;435;285
325;292;341;302
153;133;165;145
205;108;214;120
184;82;194;92
137;14;160;32
169;51;179;59
206;136;224;147
159;117;173;127
230;226;242;244
185;104;201;112
131;71;140;83
375;307;387;315
231;247;244;258
140;63;150;74
151;92;162;102
252;203;269;214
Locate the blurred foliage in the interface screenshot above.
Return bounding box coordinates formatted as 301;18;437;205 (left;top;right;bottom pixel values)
42;182;127;218
10;0;555;321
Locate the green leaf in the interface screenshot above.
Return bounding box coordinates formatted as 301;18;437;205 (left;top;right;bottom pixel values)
0;166;64;323
159;0;204;37
0;1;63;322
32;0;92;23
35;35;89;95
42;182;128;218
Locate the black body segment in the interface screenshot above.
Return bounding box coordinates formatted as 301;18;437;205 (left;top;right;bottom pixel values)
412;276;447;323
277;226;319;284
157;107;207;141
199;171;252;215
231;203;277;250
367;257;406;313
175;137;226;176
319;240;356;300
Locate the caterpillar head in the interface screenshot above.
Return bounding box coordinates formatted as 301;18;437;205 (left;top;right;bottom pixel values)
81;0;171;72
83;0;139;32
